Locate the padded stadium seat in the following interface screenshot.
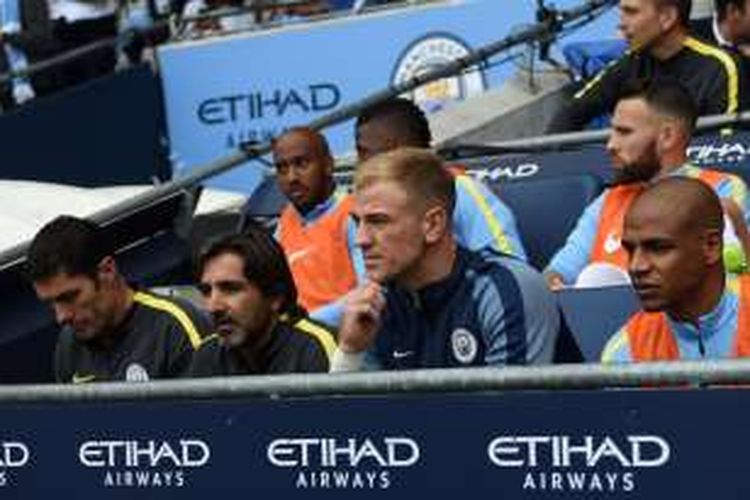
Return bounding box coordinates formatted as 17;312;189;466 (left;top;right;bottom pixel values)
242;176;286;218
556;285;640;362
493;174;603;270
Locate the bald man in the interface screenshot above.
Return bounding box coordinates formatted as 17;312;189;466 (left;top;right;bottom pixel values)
271;127;364;325
601;177;750;362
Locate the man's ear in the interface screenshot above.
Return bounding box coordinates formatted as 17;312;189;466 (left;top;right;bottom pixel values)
422;205;450;244
657;118;689;159
657;4;679;32
657;119;678;149
270;295;285;315
704;228;724;265
97;256;118;282
325;155;335;177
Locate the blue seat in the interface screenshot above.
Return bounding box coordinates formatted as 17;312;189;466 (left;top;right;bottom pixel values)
493;174;603;271
556;285;640;362
242;175;287;218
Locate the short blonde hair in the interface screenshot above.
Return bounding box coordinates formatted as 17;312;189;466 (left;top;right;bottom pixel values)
354;147;455;214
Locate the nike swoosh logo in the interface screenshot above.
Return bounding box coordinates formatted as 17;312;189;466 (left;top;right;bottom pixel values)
72;373;96;384
604;233;621;255
392;350;415;359
287;248;311;265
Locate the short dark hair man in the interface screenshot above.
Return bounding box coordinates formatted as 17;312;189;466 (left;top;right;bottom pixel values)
191;226;336;376
694;0;750;54
545;78;750;289
331;148;559;372
27;216;208;383
548;0;744;132
355;98;528;261
271;127;364;324
717;0;750;47
601;177;750;362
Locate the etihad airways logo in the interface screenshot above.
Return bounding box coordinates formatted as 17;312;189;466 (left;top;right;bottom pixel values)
487;434;671;493
0;441;31;487
471;163;540;182
79;439;210;488
688;141;749;165
603;233;621;255
267;437;420;490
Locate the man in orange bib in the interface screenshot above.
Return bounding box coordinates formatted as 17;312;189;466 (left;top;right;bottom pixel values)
602;176;750;362
272;127;364;326
545;78;750;289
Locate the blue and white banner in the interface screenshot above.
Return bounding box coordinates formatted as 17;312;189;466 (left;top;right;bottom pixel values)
157;0;617;193
464;129;750;185
0;387;749;498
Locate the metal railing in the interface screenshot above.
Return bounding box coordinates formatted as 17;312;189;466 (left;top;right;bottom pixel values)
1;0;750;396
0;359;749;402
441;110;750;157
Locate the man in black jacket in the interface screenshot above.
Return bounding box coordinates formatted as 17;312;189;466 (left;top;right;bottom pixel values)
190;226;336;376
548;0;745;132
27;216;209;383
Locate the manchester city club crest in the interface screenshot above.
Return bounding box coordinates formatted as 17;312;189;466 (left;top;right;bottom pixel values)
451;328;479;365
392;33;486;113
125;363;150;382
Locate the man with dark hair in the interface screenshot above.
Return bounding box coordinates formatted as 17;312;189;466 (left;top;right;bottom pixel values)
601;176;750;362
271;127;364;325
190;226;335;376
27;215;209;383
548;0;744;132
331;148;558;372
355;98;432;161
697;0;750;54
545;78;750;288
355;97;527;261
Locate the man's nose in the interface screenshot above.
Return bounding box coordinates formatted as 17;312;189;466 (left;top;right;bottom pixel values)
53;303;73;325
288;167;302;181
203;289;226;314
355;222;372;248
606;134;618;155
629;248;650;276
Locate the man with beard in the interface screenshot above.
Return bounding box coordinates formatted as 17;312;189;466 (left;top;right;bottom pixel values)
601;177;750;362
189;226;335;376
545;78;750;289
547;0;745;133
329;148;558;372
27;216;209;383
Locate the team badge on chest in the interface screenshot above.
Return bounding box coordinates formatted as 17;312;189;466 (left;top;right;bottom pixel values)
451;328;478;364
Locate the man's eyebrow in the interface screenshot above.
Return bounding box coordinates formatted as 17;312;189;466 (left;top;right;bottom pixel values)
47;288;79;303
200;279;248;288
